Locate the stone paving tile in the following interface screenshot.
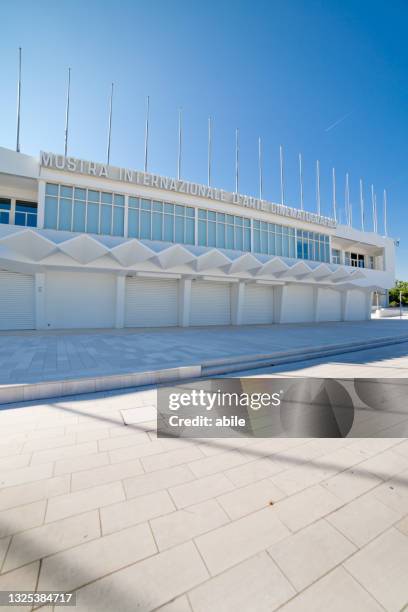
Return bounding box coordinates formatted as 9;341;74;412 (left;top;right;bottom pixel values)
54;451;110;476
0;463;54;488
38;522;156;592
0;536;10;569
150;499;229;551
0;561;40;612
100;490;175;535
187;450;252;478
98;432;151;451
223;456;286;486
71;458;144;491
30;441;98;465
45;482;125;522
216;479;285;520
267;519;356;591
272;484;343;532
141;445;204;473
3;510;100;572
326;490;402;546
73;541;209;612
188;551;295;612
169;473;235;509
396;514;408;535
22;434;77;453
0;475;70;512
371;472;408;515
345;528;408;612
156;595;191;612
320;467;382;503
195;506;290;575
278;566;384;612
0;500;46;538
0;454;32;471
124;465;195;499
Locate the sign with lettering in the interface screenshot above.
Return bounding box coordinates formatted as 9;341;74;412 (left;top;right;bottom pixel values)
40;152;336;228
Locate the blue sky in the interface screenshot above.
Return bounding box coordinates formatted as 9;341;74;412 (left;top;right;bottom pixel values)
1;0;407;277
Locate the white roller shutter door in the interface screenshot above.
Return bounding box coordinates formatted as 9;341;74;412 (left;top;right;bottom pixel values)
0;271;35;330
190;280;231;326
242;284;274;324
125;277;178;327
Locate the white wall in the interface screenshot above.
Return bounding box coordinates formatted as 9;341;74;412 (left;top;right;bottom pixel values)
280;285;315;323
345;289;369;321
318;288;342;321
45;270;116;328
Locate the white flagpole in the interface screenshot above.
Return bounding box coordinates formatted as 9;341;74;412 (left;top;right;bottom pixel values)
106;82;114;165
144;95;150;173
383;189;388;236
16;47;22;153
374;191;378;233
359;179;364;231
299;153;304;210
332;167;337;221
177;108;182;180
316;160;321;215
258;137;263;200
207;116;212;187
64;67;71;157
235;128;239;193
371;184;376;232
346;172;351;226
279;145;285;205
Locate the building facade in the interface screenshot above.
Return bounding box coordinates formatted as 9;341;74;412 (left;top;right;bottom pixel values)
0;146;395;330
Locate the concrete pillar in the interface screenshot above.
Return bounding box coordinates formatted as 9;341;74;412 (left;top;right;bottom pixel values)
313;287;321;323
115;276;125;328
365;291;374;320
231;281;245;325
273;285;288;324
340;290;350;321
34;272;46;329
178;278;192;327
37;180;46;229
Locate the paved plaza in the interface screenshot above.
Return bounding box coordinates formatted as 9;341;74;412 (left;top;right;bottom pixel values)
2;318;408;385
0;343;407;610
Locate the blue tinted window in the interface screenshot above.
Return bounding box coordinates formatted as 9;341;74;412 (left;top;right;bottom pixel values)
60;186;73;198
44;196;58;228
0;211;9;224
101;192;112;204
152;213;162;240
88;190;99;203
73;201;86;232
58;198;72;231
226;225;234;249
175;216;184;243
129;197;139;208
163;214;174;241
207;222;216;247
128;209;139;238
14;212;25;226
101;205;112;235
74;188;86;200
140;210;151;239
87;203;99;233
113;207;124;236
185;218;194;244
198;220;206;245
46;183;58;196
114;194;124;207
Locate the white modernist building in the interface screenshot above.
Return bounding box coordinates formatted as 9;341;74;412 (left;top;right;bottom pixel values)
0;146;395;330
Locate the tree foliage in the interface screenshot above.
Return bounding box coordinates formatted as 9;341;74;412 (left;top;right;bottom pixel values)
389;280;408;306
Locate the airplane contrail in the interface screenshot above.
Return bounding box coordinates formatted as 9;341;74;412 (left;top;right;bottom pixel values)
325;111;353;132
